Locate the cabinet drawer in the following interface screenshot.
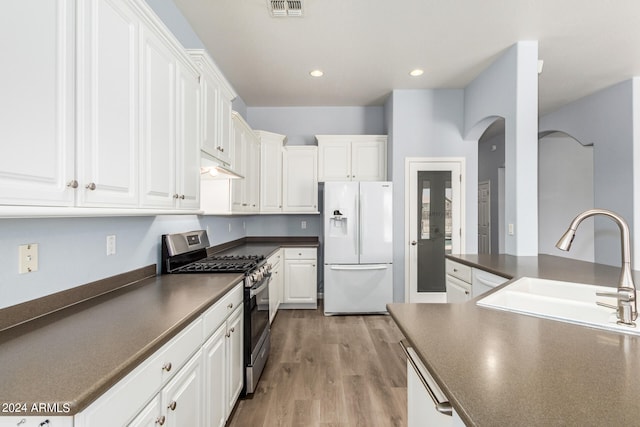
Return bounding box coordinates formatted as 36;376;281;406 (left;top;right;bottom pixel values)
267;249;282;267
159;318;203;383
284;247;317;260
445;259;471;283
203;282;243;340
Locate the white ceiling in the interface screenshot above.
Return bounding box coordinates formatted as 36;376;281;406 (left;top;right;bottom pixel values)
173;0;640;114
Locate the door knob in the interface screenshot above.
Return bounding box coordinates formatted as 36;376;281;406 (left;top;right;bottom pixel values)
411;241;418;246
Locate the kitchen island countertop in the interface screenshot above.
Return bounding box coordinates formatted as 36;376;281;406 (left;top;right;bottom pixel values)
388;254;640;426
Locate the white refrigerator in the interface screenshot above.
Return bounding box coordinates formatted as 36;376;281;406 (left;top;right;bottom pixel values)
323;181;393;314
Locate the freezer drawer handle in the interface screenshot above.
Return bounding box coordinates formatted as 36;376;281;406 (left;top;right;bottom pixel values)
400;339;453;416
329;265;388;271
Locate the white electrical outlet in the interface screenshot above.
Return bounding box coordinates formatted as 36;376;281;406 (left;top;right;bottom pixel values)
228;223;232;233
301;221;307;229
106;235;116;256
19;243;38;274
508;224;515;235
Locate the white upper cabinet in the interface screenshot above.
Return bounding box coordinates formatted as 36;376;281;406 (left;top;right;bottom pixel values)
230;112;259;212
283;146;318;212
188;50;236;168
0;0;75;206
76;0;140;207
317;135;387;181
0;0;204;214
257;131;286;213
139;17;201;210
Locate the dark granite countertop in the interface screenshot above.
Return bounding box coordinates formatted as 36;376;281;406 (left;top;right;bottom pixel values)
388;254;640;426
0;272;244;416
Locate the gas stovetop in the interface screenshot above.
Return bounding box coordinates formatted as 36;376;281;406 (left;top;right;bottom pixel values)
173;255;265;274
161;231;268;278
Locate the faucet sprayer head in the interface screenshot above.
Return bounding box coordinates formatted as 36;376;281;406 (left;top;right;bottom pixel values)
555;228;576;251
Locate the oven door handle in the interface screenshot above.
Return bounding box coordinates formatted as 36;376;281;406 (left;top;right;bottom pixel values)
250;277;271;298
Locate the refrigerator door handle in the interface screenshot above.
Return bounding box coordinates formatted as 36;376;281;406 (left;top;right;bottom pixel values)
329;265;389;271
358;191;363;256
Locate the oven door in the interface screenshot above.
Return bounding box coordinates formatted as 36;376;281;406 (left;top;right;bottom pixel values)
247;273;271;363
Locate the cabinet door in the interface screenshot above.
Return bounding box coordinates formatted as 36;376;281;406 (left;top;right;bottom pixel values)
218;94;233;166
230;116;246;211
284;259;317;304
77;0;139;207
351;139;387;181
202;323;227;427
445;275;471;303
0;0;75;206
140;24;177;208
161;351;203;427
318;139;351;181
200;70;221;159
283;147;318;212
128;395;161;427
175;60;201;209
226;306;244;416
260;138;284;212
246;134;261;212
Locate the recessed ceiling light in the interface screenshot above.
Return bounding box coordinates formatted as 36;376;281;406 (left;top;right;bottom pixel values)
409;69;424;77
309;69;324;77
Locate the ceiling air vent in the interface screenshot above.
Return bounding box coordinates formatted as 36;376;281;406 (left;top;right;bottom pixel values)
268;0;303;17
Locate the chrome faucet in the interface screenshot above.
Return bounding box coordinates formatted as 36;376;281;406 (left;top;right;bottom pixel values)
556;209;637;327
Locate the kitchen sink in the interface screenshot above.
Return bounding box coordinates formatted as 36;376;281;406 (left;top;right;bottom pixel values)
477;277;640;335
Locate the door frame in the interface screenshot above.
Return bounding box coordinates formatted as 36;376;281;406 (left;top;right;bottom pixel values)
405;157;466;303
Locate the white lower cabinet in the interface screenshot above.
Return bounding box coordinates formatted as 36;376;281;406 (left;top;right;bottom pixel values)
282;248;317;309
129;350;203;427
75;283;244;427
202;289;244;427
405;345;465;427
267;249;283;323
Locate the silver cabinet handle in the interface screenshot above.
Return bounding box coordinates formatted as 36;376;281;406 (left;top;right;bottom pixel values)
168;401;177;411
227;303;233;309
156;415;166;425
173;194;179;199
400;340;452;416
67;180;78;189
85;182;96;191
162;362;172;372
180;194;185;200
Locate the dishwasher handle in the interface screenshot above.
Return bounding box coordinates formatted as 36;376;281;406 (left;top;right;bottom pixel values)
400;340;453;416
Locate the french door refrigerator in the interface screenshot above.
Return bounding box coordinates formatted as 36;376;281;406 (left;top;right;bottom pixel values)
324;181;393;314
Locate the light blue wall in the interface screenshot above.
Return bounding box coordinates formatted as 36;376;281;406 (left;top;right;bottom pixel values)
464;41;539;256
0;215;247;309
247;106;386;145
144;0;205;49
389;89;478;302
539;79;636;267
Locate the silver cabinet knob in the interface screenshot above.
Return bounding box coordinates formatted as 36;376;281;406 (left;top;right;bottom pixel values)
168;401;177;411
85;182;96;191
179;194;185;200
173;194;179;199
226;331;231;338
156;416;166;425
162;362;172;372
227;303;233;309
67;180;78;189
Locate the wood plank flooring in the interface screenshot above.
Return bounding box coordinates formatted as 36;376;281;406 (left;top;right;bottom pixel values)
228;306;407;427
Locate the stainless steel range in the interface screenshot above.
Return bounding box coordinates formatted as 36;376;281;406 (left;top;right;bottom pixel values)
161;230;271;395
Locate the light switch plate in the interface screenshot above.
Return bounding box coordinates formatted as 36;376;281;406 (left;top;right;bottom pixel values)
19;243;38;274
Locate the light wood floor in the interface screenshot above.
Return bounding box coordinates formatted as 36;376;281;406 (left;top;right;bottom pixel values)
228;306;408;427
